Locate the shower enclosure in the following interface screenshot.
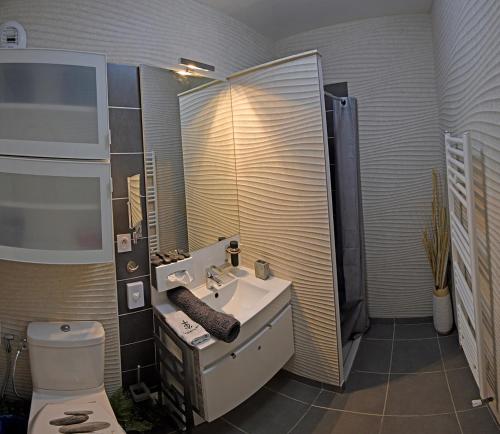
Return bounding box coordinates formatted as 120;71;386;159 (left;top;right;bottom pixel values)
324;92;369;374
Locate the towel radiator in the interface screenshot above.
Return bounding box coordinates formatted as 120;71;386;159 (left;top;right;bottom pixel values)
145;151;160;254
445;131;484;395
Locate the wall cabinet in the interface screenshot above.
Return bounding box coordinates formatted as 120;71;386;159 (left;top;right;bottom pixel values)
0;156;114;264
0;49;109;159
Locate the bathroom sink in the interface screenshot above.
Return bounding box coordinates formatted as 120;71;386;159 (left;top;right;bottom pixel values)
190;267;291;326
154;265;292;360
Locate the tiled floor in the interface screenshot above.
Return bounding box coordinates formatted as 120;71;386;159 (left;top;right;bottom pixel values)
157;318;500;434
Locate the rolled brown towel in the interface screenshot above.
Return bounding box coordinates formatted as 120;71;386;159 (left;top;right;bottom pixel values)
167;286;241;343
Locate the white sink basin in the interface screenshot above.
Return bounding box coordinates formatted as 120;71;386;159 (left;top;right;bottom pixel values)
200;279;269;320
190;267;290;326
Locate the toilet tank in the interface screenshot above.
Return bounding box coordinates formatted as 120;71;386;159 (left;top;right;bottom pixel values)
27;321;105;392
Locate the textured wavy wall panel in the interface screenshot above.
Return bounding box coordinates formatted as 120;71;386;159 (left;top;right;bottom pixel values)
179;82;240;251
276;15;442;317
0;261;120;398
141;65;209;252
432;0;500;417
0;0;273;77
229;53;340;385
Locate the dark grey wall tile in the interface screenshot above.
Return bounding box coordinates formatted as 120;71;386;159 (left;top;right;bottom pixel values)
115;236;149;280
111;153;146;199
119;308;153;345
112;196;148;238
117;275;151;315
122;364;158;389
120;338;155;371
109;108;143;153
107;64;140;108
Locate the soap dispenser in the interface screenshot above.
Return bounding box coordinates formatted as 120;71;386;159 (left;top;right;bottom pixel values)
226;241;241;267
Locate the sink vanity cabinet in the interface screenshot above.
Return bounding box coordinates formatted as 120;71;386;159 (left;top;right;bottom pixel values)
153;266;295;428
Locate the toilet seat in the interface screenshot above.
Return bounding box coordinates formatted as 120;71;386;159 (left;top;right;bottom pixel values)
29;390;124;434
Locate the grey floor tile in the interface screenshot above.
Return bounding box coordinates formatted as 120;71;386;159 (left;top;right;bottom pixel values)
391;339;442;373
395;317;433;324
265;371;321;403
381;414;460;434
194;418;243;434
353;339;392;373
439;335;468;370
290;407;381;434
224;387;308;434
447;367;480;411
370;318;395;325
394;323;437;340
365;323;394;340
458;407;500;434
313;372;387;414
385;372;454;415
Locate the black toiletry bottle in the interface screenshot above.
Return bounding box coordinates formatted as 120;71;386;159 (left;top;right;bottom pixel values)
228;241;240;267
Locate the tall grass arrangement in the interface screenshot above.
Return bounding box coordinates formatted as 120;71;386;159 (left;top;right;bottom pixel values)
422;169;450;291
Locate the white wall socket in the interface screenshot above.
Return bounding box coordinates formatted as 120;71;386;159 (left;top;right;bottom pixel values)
117;233;132;253
127;281;145;310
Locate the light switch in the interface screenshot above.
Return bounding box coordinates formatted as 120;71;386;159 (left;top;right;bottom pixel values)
127;281;145;310
117;234;132;253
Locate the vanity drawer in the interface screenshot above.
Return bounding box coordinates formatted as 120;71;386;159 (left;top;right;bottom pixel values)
201;305;294;421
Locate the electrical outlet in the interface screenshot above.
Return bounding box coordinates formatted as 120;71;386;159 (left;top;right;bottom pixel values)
117;234;132;253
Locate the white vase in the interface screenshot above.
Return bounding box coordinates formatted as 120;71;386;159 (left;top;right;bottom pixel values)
433;287;453;335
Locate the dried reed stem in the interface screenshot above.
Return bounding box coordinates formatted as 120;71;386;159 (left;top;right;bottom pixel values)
423;169;450;289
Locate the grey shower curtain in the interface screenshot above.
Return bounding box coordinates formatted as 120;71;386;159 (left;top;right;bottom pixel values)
329;96;369;345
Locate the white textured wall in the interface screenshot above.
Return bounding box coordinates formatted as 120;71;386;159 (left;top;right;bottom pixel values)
0;261;120;397
432;0;500;417
0;0;274;77
276;15;442;317
229;53;341;385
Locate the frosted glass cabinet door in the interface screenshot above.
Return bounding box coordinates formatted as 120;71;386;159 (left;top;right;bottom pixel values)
0;156;113;264
0;49;109;159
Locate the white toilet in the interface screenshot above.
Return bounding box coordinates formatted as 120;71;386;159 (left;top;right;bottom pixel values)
27;321;125;434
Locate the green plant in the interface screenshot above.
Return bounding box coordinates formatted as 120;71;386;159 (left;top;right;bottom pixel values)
422;169;450;291
109;389;153;433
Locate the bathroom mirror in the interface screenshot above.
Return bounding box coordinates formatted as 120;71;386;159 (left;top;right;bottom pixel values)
140;65;240;253
127;173;142;231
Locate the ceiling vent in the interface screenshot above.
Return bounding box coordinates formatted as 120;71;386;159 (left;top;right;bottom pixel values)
0;21;27;48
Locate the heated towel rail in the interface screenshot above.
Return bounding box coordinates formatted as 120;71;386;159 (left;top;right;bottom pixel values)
445;131;484;396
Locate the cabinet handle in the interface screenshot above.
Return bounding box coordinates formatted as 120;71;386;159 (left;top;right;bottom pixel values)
127;260;139;273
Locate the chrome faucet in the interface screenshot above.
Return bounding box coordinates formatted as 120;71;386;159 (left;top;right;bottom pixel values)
206;265;223;290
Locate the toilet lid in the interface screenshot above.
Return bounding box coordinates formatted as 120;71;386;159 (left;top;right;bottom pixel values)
29;398;124;434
